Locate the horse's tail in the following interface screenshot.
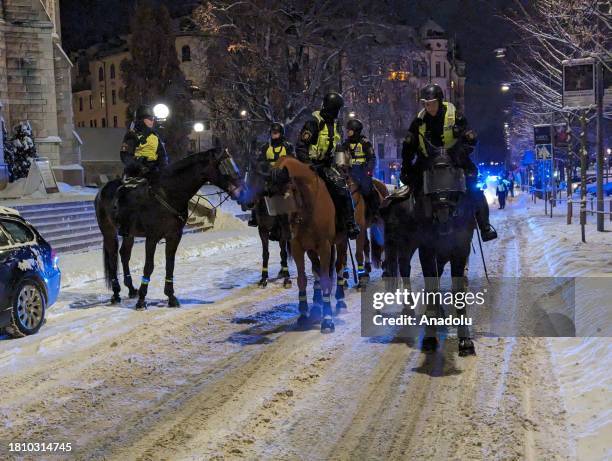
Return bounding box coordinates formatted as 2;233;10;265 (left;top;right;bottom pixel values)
370;220;385;268
103;244;114;290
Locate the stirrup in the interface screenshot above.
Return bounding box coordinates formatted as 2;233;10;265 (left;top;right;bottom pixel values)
480;223;497;242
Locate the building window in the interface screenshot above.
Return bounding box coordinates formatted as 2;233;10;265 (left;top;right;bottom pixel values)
435;62;441;77
90;120;93;127
181;45;191;62
94;119;97;127
110;64;116;79
102;118;106;128
113;116;118;127
100;92;105;107
79;97;83;112
98;66;104;82
443;62;447;78
378;143;385;159
111;90;116;105
89;95;93;109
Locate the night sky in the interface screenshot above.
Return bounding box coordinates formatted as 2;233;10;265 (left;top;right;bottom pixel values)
60;0;515;161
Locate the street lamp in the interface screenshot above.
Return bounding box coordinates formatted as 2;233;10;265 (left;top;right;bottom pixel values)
153;103;170;121
193;122;204;152
239;109;248;118
500;83;511;93
348;111;356;118
495;48;506;59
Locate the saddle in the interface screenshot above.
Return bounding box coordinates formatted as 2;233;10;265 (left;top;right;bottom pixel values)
380;184;411;209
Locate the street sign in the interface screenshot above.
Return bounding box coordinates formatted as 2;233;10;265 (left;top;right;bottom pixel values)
553;123;570;148
562;58;596;108
534;124;552;145
536;144;552;160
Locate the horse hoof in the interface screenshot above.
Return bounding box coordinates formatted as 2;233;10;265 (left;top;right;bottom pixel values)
321;318;335;333
110;294;121;304
458;338;476;357
258;278;268;288
135;300;147;311
168;296;181;308
336;300;347;314
421;337;439;352
309;305;322;324
296;314;309;329
283;278;292;288
128;289;138;299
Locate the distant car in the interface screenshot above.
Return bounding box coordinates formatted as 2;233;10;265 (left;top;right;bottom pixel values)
0;207;61;338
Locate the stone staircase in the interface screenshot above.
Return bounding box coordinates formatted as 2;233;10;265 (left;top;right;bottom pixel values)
12;199;211;254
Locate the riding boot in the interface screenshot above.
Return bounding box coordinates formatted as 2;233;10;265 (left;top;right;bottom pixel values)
473;189;497;241
341;189;360;239
248;209;258;227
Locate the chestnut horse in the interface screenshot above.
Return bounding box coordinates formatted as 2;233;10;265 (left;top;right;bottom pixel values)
273;156;338;332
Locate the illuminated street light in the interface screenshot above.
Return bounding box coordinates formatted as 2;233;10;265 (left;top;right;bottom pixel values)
348;111;356;118
239;109;248;118
153;103;170;120
495;48;506;58
193;122;204;133
500;83;510;92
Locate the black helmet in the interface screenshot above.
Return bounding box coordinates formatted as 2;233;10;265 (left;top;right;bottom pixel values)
321;92;344;119
135;104;154;121
270;122;284;137
346;118;363;136
420;83;444;103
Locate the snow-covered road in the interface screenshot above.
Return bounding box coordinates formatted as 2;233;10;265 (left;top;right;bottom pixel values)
0;193;609;460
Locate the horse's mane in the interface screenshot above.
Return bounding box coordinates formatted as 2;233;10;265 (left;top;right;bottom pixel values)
163;148;217;177
275;156;317;180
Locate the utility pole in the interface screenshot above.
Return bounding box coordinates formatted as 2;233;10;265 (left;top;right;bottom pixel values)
579;111;588;243
595;60;605;231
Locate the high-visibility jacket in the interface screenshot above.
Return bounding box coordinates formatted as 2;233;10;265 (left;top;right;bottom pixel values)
417;101;457;155
134;132;161;161
308;111;341;161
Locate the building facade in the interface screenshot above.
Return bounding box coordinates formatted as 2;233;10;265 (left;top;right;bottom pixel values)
0;0;82;185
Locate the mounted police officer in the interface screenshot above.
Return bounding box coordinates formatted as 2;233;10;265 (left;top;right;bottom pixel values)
248;122;294;227
120;104;168;183
295;92;360;239
340;118;380;214
116;104;169;237
400;84;497;241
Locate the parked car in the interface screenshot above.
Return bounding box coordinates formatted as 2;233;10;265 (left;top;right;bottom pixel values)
0;206;61;338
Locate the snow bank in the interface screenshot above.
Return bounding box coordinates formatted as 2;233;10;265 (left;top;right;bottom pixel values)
519;198;612;461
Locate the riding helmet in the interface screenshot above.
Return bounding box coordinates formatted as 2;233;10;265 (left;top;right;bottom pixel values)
321;92;344;119
346;118;363;136
420;83;444;103
135;104;155;121
270;122;285;137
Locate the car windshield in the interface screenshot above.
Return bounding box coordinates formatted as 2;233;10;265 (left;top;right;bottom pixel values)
1;219;35;244
0;228;9;247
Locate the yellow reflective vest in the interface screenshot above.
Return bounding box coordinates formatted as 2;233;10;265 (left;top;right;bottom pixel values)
265;144;288;162
134;133;160;161
417;101;457;155
308;111;341;161
349;142;367;165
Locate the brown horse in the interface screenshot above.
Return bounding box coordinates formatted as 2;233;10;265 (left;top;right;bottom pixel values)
273;156;337;332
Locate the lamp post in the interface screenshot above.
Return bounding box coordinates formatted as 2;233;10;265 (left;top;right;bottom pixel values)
193;122;204;152
153;103;170;131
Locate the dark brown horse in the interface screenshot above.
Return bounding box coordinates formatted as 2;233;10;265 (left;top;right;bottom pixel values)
95;148;244;309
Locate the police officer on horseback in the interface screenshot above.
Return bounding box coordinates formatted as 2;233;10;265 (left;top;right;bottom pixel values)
340;118;380;215
120;104;169;182
400;84;497;241
248;122;294;228
295;92;360;239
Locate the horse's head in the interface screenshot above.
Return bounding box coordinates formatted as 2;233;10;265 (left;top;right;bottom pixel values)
202;148;245;203
243;157;292;210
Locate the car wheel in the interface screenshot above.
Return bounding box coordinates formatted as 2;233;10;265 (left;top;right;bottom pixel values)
7;280;46;338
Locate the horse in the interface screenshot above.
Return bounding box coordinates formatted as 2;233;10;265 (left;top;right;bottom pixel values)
332;174;387;311
382;145;476;357
95;148;244;310
244;161;292;289
269;156;339;332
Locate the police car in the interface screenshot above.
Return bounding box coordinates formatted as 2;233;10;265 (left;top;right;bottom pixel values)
0;206;61;338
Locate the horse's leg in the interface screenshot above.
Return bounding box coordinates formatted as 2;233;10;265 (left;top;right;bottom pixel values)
135;237;158;310
258;226;269;287
120;235;138;298
308;249;323;306
419;246;440;351
292;240;309;328
103;234;121;304
451;255;475;356
364;229;372;274
319;242;335;332
335;239;347;312
164;232;182;308
356;226;368;289
279;240;291;288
